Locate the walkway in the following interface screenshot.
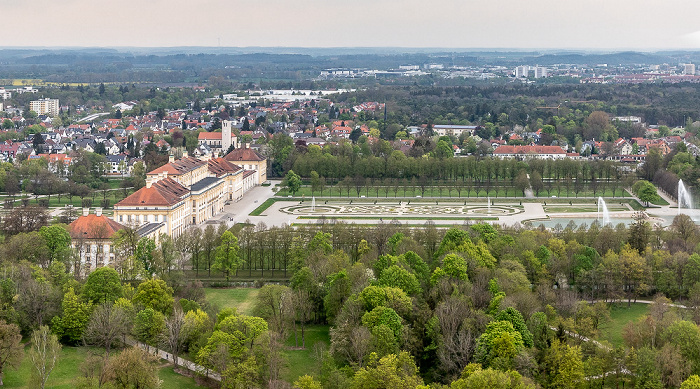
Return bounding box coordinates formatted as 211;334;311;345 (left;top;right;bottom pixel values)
126;338;221;382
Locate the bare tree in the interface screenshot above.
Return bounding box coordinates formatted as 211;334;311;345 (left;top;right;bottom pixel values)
161;307;185;369
83;303;131;356
28;326;61;389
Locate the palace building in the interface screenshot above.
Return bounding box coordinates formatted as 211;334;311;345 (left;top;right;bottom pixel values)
113;146;266;238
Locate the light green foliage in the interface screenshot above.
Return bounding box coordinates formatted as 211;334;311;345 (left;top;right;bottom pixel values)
38;225;71;262
284;170;302;195
351;352;424;389
436;228;471;258
450;363;536;389
495;308;533;348
441;254;469;281
402;251;429;283
133;278;174;315
664;320;700;372
308;232;333;254
545;340;584;389
81;267;123;304
294;374;323;389
362;306;403;342
682;375;700;389
324;271;351;322
388;233;404;255
474;320;524;367
133;308;165;347
373;255;399;277
632;180;661;206
135;237;157;275
470;223;499;243
213;231;244;282
359;286;412;317
487;292;506;315
378;265;422;296
182;308;213;351
178;298;201;313
51;287;92;344
217;314;268;347
196;330;247;371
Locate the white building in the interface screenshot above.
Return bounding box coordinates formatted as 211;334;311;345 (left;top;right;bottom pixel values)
515;66;530;78
684;63;696;75
533;67;548;78
0;88;11;100
30;98;60;117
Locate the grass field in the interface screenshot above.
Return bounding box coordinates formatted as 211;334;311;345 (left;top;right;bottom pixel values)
249;198;277;216
597;303;650;347
3;346;202;388
205;288;259;315
282;325;330;383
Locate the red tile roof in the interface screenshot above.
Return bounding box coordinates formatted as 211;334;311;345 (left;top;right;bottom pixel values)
224;148;265;162
115;177;187;207
147;156;205;176
208;158;242;176
69;214;124;240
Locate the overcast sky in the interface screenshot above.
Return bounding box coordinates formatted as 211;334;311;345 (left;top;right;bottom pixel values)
3;0;700;49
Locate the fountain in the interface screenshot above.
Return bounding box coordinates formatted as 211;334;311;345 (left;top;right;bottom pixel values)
487;197;491;214
311;196;316;212
678;179;693;214
598;197;611;225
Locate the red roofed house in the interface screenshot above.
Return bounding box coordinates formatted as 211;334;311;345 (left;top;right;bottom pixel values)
69;208;125;273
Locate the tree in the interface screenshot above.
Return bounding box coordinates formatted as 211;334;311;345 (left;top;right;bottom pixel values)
213;231;244;283
133;278;174;315
450;363;536;389
682;375;700;389
28;325;61;389
545;340;584;389
633;180;660;206
0;320;23;386
351;351;424;389
284;170;302;196
103;347;160;389
162;307;185;369
83;303;131;356
82;267;123;304
1;206;49;236
38;225;71;263
51;287;92;344
294;374;323;389
133;308;165;348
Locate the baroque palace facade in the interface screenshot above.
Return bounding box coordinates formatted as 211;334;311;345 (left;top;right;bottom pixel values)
111;146;267;238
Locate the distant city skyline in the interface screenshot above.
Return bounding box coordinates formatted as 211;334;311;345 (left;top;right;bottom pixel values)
3;0;700;50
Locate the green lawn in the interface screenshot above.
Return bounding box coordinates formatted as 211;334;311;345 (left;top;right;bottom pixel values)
3;346;202;388
205;288;259;315
249;198;277;216
282;325;330;384
597;303;650;348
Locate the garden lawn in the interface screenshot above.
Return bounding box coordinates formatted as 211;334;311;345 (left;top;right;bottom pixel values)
597;303;649;348
3;346;202;388
205;288;259;315
282;325;330;384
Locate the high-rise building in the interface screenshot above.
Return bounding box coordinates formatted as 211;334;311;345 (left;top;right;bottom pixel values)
515;65;530;78
533;67;548;78
30;98;60;116
684;63;696;75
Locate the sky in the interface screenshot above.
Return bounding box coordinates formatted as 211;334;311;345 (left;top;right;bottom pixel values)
3;0;700;50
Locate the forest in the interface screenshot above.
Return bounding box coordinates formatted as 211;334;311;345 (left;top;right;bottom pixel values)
2;203;700;388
